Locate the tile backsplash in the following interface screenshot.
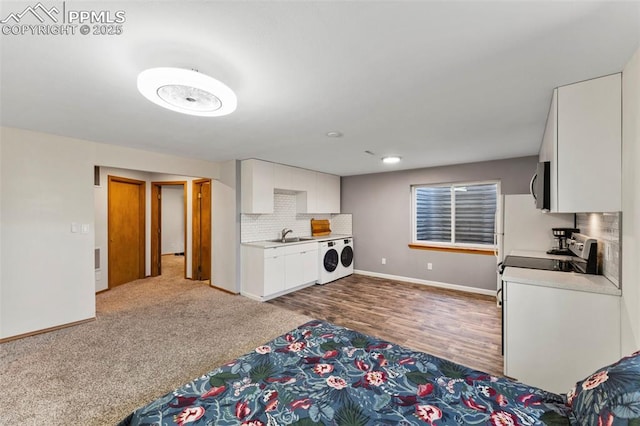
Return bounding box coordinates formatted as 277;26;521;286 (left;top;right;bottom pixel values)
241;192;352;242
576;212;620;287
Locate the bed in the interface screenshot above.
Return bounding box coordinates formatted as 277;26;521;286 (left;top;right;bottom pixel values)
119;320;640;425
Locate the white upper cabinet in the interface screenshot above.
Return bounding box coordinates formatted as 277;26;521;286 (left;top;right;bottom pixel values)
242;159;340;214
540;73;621;213
241;159;274;214
274;164;307;192
315;172;341;214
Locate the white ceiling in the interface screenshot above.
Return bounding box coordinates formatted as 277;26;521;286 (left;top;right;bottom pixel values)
1;1;638;176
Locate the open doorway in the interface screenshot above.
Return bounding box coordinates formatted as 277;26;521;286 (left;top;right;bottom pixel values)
151;181;187;279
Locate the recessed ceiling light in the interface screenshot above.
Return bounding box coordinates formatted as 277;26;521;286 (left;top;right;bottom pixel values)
382;156;401;164
137;67;237;117
326;131;343;138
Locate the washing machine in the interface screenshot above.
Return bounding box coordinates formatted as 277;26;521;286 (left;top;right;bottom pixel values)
317;239;342;285
337;237;354;279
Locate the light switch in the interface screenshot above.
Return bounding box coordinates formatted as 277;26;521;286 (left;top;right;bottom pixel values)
71;222;79;233
81;224;90;234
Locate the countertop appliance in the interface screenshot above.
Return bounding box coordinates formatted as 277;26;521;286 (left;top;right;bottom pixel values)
547;227;580;255
501;233;599;275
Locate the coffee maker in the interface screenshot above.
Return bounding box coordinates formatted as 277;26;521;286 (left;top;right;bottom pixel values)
547;228;580;255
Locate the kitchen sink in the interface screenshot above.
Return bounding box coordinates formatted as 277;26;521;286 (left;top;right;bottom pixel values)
268;237;315;243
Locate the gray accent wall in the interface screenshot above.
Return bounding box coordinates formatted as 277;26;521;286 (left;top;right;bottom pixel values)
341;156;538;291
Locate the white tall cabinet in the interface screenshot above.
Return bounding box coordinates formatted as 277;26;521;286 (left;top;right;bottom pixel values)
539;73;622;212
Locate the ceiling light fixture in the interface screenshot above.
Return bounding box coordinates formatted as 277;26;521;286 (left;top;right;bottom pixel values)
382;156;401;164
326;131;343;138
137;67;237;117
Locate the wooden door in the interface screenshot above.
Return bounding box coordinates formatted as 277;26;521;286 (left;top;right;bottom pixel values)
108;176;145;288
151;184;162;277
192;179;211;281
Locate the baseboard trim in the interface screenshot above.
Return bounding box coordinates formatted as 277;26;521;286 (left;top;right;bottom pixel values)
0;317;96;343
95;288;109;295
209;283;238;295
354;269;496;297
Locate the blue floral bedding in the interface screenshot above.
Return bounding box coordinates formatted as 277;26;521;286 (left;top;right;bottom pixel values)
119;320;571;425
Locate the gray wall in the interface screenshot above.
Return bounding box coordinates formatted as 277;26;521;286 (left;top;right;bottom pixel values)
341;156;538;291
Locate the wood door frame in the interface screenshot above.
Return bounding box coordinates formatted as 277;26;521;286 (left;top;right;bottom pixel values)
107;175;146;289
192;178;212;282
151;181;187;278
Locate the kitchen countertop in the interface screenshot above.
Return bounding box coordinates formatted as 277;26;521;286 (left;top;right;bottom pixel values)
242;234;352;248
502;264;621;297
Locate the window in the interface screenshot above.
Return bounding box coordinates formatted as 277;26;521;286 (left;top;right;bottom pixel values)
412;181;498;249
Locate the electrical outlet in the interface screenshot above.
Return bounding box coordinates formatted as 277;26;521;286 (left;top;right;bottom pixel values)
381;258;386;265
427;262;433;270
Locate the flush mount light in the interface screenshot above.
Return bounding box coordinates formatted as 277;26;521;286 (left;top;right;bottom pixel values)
382;156;401;164
137;67;237;117
326;131;343;138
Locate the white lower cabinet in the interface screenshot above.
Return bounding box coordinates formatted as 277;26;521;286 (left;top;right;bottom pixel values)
264;253;285;295
242;242;319;301
503;281;620;394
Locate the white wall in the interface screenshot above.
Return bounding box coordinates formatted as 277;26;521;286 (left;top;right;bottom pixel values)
0;131;4;336
0;127;233;340
621;47;640;354
161;186;185;255
211;160;239;293
1;129;96;338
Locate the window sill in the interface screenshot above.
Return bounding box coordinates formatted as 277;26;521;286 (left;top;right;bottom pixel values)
408;243;495;256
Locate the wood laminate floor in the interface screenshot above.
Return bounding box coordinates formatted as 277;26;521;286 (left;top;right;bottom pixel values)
268;273;503;376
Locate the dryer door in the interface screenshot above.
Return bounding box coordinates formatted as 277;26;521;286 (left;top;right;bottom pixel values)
323;249;339;272
340;245;353;267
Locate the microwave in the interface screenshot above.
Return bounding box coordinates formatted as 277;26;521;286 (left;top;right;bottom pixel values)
530;161;550;210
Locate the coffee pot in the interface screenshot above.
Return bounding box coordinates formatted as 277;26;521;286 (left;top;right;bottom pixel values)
547;227;580;255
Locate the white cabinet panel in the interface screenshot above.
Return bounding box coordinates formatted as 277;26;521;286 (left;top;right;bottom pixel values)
264;253;285;295
557;73;621;212
284;252;304;290
241;159;274;214
300;249;319;284
274;164;307;192
315;172;341;213
504;281;620;394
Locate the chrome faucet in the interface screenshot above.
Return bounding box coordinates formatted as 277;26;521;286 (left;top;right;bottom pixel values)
281;228;293;242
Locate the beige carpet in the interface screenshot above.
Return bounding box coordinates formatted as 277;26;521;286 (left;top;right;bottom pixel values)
0;255;311;425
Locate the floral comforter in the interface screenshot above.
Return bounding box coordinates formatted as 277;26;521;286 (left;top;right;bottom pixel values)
119;320;571;425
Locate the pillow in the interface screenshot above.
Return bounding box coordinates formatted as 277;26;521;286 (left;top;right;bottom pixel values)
567;350;640;425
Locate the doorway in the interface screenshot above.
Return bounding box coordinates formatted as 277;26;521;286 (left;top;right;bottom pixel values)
192;179;212;281
151;181;187;278
108;175;145;288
